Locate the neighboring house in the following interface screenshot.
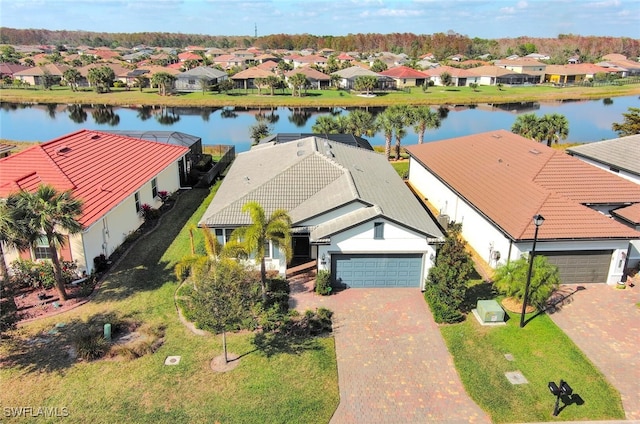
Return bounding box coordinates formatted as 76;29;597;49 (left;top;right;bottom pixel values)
525;53;550;60
494;59;546;83
0;143;16;158
379;66;429;88
258;133;373;150
77;63;131;87
212;54;246;69
422;65;479;87
567;135;640;186
292;55;328;69
13;63;69;86
0;62;31;79
567;135;640;272
178;52;202;63
231;67;277;90
331;66;394;90
284;67;331;89
406;130;640;285
544;64;615;85
174;66;228;92
0;130;189;275
467;65;532;85
199;136;444;289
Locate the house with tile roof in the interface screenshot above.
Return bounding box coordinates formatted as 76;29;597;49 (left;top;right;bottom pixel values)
0;130;189;275
175;66;228;92
406;130;640;285
422;65;480;87
13;63;69;86
284;67;331;89
494;59;546;83
378;66;429;88
231;67;277;90
567;135;640;186
331;66;394;90
199;136;443;289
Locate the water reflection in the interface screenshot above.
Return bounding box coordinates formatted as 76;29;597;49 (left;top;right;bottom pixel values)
1;96;637;151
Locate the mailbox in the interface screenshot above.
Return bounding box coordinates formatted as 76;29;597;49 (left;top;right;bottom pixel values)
560;381;573;396
548;381;560;396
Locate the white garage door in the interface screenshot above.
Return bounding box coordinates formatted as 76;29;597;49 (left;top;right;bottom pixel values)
332;254;423;288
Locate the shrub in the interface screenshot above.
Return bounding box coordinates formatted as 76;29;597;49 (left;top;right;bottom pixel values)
493;255;560;310
315;270;332;295
9;259;58;289
423;283;463;323
73;330;110;361
93;254;109;273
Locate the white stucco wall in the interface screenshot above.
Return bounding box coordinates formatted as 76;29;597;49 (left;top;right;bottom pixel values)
409;157;635;284
315;217;436;289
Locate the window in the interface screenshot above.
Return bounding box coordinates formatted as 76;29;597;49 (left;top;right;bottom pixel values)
34;236;53;260
151;178;158;198
188;79;196;85
215;229;224;245
374;222;384;239
134;192;141;214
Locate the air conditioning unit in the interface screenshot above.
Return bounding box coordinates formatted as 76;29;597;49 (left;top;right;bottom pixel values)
476;299;505;323
437;214;450;230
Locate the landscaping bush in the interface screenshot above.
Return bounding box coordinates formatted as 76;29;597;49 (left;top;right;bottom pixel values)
9;259;77;289
423;283;464;323
315;270;332;295
493;254;560;310
73;330;110;361
266;276;290;312
93;254;109;273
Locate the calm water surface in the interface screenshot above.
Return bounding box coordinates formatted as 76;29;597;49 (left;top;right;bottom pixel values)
1;95;638;152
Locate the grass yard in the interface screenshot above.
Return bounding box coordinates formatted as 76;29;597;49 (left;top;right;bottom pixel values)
440;307;625;423
1;83;639;108
0;184;339;424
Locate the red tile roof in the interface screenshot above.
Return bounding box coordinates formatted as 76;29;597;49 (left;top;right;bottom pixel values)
0;130;189;227
612;203;640;225
379;66;428;79
422;65;476;78
406;130;640;241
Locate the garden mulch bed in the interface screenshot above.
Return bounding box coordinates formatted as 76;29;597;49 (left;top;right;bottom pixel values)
14;282;96;323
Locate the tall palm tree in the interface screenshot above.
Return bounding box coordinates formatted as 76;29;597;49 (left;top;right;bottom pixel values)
412;106;441;144
227;201;292;302
539;113;569;146
13;185;83;301
312;115;339;134
0;198;34;285
151;72;176;96
387;105;414;160
376;111;395;161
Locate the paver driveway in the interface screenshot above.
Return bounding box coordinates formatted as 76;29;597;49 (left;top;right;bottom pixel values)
289;279;490;424
548;284;640;420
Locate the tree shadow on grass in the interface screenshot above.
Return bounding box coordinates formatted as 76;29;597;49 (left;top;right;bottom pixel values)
90;188;209;304
461;279;498;314
251;331;324;358
0;311;128;374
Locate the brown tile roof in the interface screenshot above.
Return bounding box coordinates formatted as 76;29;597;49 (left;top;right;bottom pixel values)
466;65;516;77
406;130;640;241
231;67;276;79
612;203;640;225
422;65;475;78
284;67;330;80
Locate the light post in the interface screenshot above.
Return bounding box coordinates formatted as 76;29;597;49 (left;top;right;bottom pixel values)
520;214;545;328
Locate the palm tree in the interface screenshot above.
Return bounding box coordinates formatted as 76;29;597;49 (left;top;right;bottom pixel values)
63;68;81;92
288;73;308;97
412;106;441;144
511;113;542;141
387;105;414;160
376;111;395;161
13;185;83;301
312;115;340;134
538;113;569;146
151;72;176;96
347;109;378;137
226;201;292;303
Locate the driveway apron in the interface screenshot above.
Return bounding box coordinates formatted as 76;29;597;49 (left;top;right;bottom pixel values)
290;281;490;424
548;284;640;420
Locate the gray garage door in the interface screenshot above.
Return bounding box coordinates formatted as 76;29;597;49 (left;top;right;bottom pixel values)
543;250;612;284
332;254;423;288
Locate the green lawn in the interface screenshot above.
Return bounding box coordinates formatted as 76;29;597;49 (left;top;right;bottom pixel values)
440;308;625;423
0;185;339;424
1;82;639;108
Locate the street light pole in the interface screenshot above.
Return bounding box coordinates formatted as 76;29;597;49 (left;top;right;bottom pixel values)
520;214;545;328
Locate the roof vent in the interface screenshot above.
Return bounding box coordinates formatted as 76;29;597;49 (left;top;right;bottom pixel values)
529;149;541;155
297;150;305;157
328;151;335;158
56;146;71;154
91;134;100;140
492;134;502;138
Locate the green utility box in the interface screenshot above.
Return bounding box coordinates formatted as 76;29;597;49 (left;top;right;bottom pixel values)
476;300;505;323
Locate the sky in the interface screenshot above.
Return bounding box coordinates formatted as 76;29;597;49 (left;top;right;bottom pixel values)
1;0;639;39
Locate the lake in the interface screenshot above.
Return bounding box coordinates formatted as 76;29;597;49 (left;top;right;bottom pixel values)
1;95;639;152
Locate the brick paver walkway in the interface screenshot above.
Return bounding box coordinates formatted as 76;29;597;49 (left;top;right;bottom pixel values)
289;277;490;424
548;284;640;420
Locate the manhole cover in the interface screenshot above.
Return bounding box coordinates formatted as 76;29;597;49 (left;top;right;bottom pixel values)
505;371;528;384
164;356;181;365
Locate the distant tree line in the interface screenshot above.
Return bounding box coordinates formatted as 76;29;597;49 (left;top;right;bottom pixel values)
1;27;638;62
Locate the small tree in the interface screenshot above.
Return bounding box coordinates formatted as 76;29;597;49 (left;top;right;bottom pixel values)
612;107;640;136
424;222;474;323
469;82;479;92
494;255;560;310
189;258;259;363
249;121;271;145
439;71;453;87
